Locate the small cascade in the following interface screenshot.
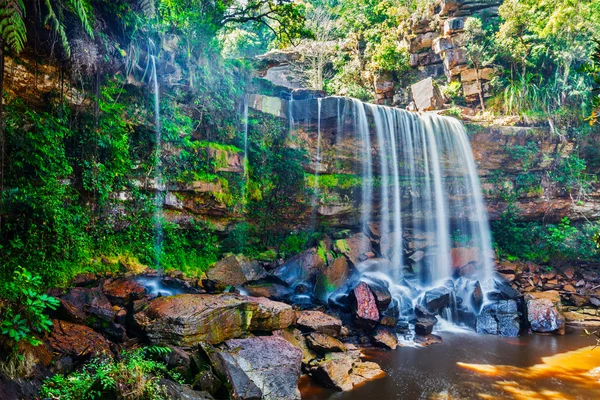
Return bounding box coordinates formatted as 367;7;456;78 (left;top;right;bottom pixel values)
240;95;249;211
309;98;323;231
149;54;163;267
287;95;495;328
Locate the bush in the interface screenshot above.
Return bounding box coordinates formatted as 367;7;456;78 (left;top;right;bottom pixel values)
39;347;181;400
0;267;59;350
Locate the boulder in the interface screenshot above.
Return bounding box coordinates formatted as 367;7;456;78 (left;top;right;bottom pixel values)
272;248;324;286
193;370;222;396
372;326;398;349
493;280;521;300
295;310;343;337
309;352;384;391
525;291;565;334
411;77;444;111
476;300;520;337
210;336;303;400
364;280;392;311
415;317;437;336
273;328;317;364
424;286;452;313
309;353;354;391
335;233;371;266
315;256;350;302
103;278;147;307
349;282;380;329
159;379;214;400
134;294;295;347
471;281;484;311
379;299;400;327
451;247;480;270
47;320;113;362
307;333;346;353
206;255;267;287
443;17;466;35
59;287;115;324
241;281;292;300
414;334;443;346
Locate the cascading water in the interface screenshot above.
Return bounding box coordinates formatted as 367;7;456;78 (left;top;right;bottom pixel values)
150;54;164;267
290;95;495;328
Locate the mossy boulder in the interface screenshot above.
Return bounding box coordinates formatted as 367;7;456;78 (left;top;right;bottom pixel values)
133;294;295;347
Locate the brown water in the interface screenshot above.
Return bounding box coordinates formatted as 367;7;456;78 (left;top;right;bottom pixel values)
301;327;600;400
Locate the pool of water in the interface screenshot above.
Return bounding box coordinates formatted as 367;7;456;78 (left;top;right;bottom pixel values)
301;327;600;400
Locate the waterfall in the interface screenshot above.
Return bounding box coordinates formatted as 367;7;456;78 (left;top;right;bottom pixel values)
287;95;494;296
150;55;163;267
309;98;323;232
241;95;249;209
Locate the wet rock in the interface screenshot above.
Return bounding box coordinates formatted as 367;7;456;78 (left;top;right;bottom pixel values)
456;308;477;329
372;326;398;349
309;352;354;391
379;299;400;327
273;328;317;364
415;304;435;318
315;256;350;302
159;379;214;400
414;317;437;336
211;336;303;400
471;281;484;311
424;286;452;313
206;255;267;287
60;287;115;323
192;370;222;396
296;310;342;337
135;294;295;347
103;278;147;307
363;280;392;311
525;291;565;334
349;282;380;329
271;248;324;286
451;247;480;269
493;280;521;300
47;320;113;364
408;250;425;264
309;352;385;391
335;233;371;266
241;280;292;300
414;334;443;346
476;300;520;337
307;333;345;353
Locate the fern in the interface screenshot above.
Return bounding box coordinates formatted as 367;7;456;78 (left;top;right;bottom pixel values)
0;0;27;53
138;0;156;19
66;0;94;39
44;0;71;57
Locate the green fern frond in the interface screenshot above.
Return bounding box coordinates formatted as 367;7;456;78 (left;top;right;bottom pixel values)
66;0;94;38
138;0;156;19
44;0;71;57
0;0;27;53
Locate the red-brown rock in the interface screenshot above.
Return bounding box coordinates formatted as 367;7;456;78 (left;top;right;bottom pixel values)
349;282;379;329
296;310;343;337
451;247;480;269
103;278;147;307
47;320;113;359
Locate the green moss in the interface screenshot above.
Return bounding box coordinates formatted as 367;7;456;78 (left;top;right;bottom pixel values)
334;239;349;254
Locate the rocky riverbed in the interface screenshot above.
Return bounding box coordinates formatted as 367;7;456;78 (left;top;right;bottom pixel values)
2;230;598;399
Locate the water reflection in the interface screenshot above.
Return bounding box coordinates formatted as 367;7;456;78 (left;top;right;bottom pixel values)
301;328;600;400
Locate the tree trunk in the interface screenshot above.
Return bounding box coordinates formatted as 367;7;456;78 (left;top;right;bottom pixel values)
475;70;485;111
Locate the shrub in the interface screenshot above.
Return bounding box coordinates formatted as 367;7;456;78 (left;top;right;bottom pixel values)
39;347;181;400
0;267;59;350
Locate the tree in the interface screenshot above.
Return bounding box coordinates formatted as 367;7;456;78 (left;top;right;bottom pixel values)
464;17;496;111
